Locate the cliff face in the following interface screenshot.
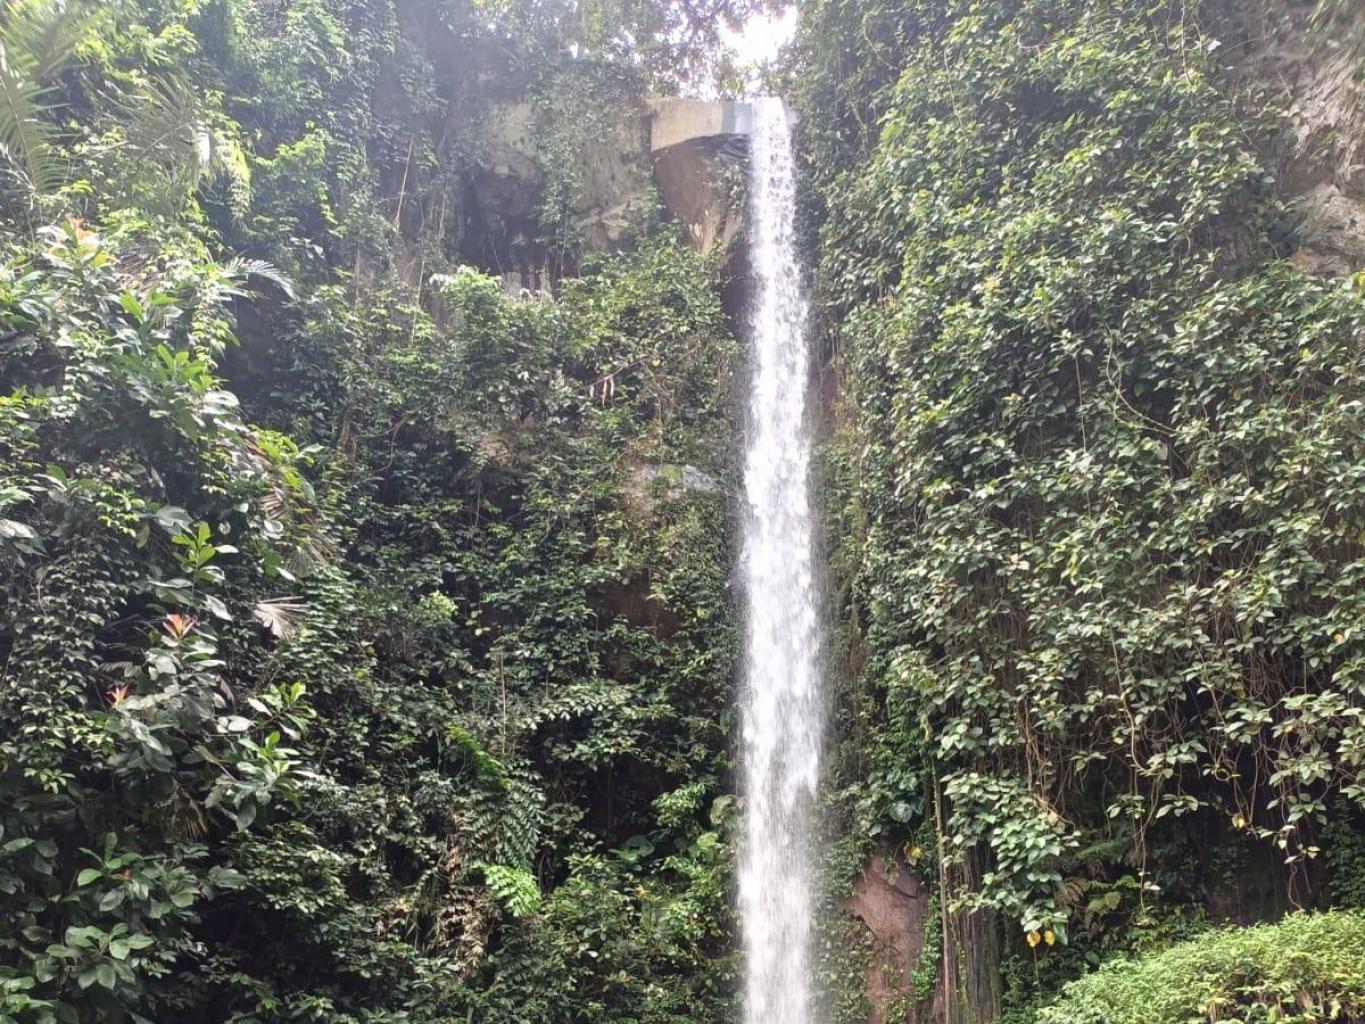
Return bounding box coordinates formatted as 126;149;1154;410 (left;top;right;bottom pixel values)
1242;1;1365;275
462;96;750;289
798;2;1365;1022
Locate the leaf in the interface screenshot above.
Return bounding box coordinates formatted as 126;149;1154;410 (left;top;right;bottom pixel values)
155;505;192;533
207;866;245;890
0;0;94;194
7;0;95;81
201;390;239;417
475;862;541;918
203;594;231;621
118;292;145;321
618;835;654;861
234;800;256;831
0;35;59;192
75;868;100;887
223;257;296;301
0;518;38;540
253;597;306;638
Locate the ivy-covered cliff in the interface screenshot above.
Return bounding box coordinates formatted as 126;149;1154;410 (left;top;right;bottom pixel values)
4;0;1365;1023
792;1;1365;1021
0;1;753;1021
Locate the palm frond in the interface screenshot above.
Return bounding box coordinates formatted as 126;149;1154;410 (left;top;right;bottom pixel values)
0;38;59;192
0;0;95;195
4;0;94;80
223;257;297;301
253;597;307;639
113;73;203;190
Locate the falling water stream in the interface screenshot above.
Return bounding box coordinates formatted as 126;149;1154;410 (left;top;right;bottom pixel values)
738;96;824;1024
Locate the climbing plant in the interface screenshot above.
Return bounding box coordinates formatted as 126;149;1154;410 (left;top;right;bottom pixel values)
796;0;1365;988
0;0;749;1020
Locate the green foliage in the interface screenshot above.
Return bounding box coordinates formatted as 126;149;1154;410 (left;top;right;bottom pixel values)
1040;911;1365;1024
0;0;93;195
1322;810;1365;910
2;211;740;1021
474;863;541;918
0;0;747;1018
0;215;313;1022
801;0;1365;946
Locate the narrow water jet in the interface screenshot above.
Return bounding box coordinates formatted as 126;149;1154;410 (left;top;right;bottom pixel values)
738;96;824;1024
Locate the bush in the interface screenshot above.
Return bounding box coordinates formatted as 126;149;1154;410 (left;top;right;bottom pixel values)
1040;911;1365;1024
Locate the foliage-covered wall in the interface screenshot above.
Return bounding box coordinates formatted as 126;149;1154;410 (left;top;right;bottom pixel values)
792;0;1365;1019
7;0;1365;1021
0;0;756;1020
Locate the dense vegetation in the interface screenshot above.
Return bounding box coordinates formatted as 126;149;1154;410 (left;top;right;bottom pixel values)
0;0;755;1020
794;0;1365;1018
5;0;1365;1021
1040;910;1365;1024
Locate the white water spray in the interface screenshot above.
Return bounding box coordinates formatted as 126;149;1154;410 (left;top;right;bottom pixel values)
738;96;824;1024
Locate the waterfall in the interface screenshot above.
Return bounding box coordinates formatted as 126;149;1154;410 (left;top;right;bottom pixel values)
738;96;824;1024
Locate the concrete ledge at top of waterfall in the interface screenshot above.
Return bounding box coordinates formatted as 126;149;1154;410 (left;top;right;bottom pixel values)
649;99;754;154
648;99;755;253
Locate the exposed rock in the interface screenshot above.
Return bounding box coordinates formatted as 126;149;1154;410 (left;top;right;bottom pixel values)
466;101;544;269
841;854;942;1024
573;101;655;250
593;577;682;639
622;461;724;519
465;99;655;273
650;99;754;153
1237;3;1365;274
650;99;752;253
457;97;752;274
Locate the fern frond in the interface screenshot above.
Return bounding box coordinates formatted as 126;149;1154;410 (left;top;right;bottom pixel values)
472;862;541;918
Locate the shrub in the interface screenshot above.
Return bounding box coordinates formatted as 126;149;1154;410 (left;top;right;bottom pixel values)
1040;911;1365;1024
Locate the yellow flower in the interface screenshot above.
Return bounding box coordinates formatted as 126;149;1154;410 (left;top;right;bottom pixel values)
1232;813;1246;829
1043;930;1056;947
1026;930;1041;948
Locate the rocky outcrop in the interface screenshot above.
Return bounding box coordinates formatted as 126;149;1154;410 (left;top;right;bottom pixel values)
622;461;723;520
840;850;1005;1024
460;97;752;286
650;99;752;253
1238;2;1365;274
842;855;941;1024
465;98;655;282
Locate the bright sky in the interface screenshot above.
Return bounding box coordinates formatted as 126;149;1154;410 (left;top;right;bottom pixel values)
719;4;798;68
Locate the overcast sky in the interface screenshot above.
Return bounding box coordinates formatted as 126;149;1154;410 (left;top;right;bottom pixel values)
720;4;798;68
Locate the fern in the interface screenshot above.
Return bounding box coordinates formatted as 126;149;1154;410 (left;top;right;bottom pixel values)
446;723;509;790
473;862;540;918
